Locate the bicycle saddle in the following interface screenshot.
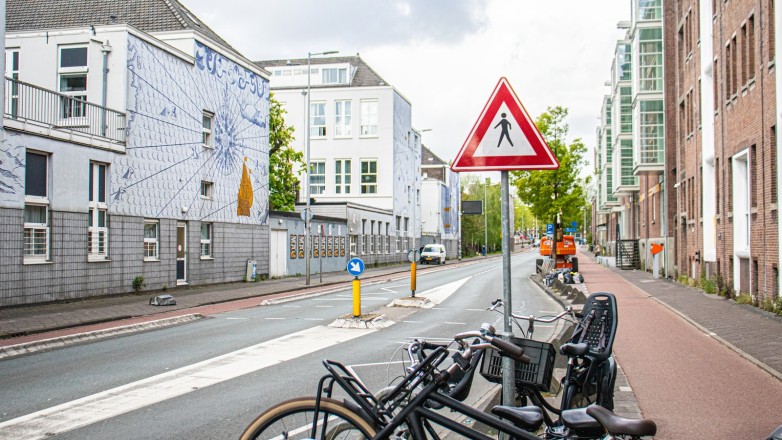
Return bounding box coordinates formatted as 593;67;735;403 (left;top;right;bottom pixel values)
491;405;544;431
586;404;657;437
560;342;589;357
560;407;602;431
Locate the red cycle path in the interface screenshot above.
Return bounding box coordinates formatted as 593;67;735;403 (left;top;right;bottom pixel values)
578;253;782;439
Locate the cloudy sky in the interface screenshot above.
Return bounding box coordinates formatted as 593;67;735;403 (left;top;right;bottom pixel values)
183;0;630;176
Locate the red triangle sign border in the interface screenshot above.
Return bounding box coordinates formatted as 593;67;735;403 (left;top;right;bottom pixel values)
451;77;560;172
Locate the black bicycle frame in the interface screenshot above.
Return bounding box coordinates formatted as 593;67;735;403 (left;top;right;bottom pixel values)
373;371;540;440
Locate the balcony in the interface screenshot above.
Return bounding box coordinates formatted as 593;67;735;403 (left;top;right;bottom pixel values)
4;77;126;151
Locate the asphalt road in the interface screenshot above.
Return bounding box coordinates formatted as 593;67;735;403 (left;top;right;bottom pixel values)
0;252;552;439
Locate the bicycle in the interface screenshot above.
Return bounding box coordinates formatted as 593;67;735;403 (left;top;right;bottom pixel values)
485;292;619;432
239;324;656;440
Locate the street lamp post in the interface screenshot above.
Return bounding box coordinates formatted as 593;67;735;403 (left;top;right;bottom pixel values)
305;50;338;286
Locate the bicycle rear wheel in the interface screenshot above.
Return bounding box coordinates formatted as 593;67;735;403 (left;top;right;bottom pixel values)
240;397;377;440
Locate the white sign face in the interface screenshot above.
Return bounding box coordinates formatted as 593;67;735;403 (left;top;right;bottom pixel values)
474;102;536;158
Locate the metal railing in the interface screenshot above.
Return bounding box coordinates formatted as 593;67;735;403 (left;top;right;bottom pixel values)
4;77;126;144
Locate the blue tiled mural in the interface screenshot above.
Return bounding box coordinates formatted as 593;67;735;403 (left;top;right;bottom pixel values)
114;36;269;224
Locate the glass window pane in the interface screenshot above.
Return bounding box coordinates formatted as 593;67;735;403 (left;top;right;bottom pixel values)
98;164;106;203
60;47;87;68
24;205;46;223
60;75;87;92
25;152;47;197
98;210;106;227
144;223;157;239
201;223;211;239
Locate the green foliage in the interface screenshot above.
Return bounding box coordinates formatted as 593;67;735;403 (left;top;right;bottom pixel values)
511;107;588;229
702;277;717;294
735;293;753;305
269;93;304;211
460;175;504;254
760;296;782;316
132;275;145;294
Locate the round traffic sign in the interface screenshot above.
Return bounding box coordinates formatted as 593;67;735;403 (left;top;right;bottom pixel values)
407;249;420;263
347;258;365;277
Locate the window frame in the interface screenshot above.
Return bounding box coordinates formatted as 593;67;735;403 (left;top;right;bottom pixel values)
310;160;326;195
360;100;378;137
203;110;214;148
200;180;214;199
24;151;50;263
6;49;20;117
334;100;352;137
58;45;88;120
310;102;326;138
144;220;160;261
88;161;109;260
360;159;378;194
335;159;351;194
200;223;213;259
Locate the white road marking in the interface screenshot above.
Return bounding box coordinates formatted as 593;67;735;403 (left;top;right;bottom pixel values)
315;305;334;308
303;318;324;321
465;308;487;312
225;317;248;320
443;322;466;325
417;276;472;305
402;321;423;324
265;317;286;320
0;326;374;440
283;305;301;308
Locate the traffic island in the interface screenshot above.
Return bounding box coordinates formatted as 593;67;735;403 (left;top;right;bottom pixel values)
328;313;394;329
388;296;434;308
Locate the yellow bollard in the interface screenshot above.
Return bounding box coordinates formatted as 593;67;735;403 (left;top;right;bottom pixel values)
352;277;361;317
410;262;417;297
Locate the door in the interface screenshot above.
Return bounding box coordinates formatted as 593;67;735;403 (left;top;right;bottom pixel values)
177;222;187;285
270;229;287;278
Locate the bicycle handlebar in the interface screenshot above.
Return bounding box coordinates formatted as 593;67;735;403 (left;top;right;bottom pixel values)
488;298;575;323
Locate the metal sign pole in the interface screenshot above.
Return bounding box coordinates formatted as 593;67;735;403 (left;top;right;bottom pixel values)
500;171;515;407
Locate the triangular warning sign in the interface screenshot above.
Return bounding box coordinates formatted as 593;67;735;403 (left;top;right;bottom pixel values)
451;77;559;172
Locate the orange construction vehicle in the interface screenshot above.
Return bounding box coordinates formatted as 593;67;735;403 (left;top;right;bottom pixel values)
537;234;578;273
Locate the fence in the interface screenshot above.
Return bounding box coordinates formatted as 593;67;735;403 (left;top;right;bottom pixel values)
5;77;126;144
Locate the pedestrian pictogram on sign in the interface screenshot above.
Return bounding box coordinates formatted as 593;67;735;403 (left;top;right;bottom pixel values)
451;77;560;172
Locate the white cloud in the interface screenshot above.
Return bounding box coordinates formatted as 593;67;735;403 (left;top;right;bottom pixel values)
182;0;629;174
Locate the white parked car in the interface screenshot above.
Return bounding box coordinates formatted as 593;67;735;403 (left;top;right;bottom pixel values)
420;244;447;265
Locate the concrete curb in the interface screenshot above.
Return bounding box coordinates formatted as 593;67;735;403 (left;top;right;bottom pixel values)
0;314;205;360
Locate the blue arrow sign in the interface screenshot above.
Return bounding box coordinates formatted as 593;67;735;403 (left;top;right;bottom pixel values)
571;220;578;228
546;224;554;235
347;258;365;277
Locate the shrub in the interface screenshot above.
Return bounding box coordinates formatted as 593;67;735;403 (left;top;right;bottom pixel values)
735;293;753;305
132;275;145;294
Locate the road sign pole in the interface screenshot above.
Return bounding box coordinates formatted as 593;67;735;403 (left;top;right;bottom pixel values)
500;171;515;407
352;276;361;317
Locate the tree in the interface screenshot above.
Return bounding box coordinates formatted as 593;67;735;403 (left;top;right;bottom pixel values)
269;93;304;211
511;106;588;230
460;175;503;255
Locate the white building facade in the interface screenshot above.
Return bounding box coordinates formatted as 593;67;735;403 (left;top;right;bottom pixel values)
0;0;270;305
257;56;422;264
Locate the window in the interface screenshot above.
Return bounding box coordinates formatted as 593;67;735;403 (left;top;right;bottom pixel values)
201;223;212;258
772;126;778;204
6;49;19;117
310;102;326;137
310;161;326;195
334;100;352;136
88;162;109;259
335;159;351;194
751;144;758;208
741;22;748;85
769;0;776;60
748;15;756;81
203;111;214;148
714;59;720;111
638;0;662;20
200;180;213;199
322;68;347;84
360;100;378;136
360;160;377;194
59;46;88;119
144;220;159;260
24;151;49;262
638;28;663;92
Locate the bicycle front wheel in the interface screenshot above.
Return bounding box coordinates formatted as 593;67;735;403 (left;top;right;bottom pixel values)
240;397;377;440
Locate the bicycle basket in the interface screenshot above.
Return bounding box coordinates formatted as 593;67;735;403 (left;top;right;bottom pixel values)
480;337;556;392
